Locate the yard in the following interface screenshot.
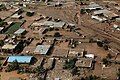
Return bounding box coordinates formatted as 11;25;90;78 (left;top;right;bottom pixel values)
5;22;22;34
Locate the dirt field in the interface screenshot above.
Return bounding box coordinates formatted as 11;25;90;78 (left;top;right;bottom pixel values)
0;71;29;80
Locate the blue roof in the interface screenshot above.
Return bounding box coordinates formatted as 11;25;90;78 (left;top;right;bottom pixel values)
8;56;33;63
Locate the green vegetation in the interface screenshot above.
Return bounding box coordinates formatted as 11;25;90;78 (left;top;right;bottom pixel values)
34;66;46;74
0;4;6;10
5;22;21;34
26;12;34;17
80;9;86;14
0;61;2;67
0;40;4;46
54;32;61;37
117;68;120;79
102;58;110;66
85;75;99;80
0;21;7;27
106;53;112;59
63;58;76;70
6;60;19;72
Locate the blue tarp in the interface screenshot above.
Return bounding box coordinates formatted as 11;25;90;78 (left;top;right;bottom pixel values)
7;56;33;63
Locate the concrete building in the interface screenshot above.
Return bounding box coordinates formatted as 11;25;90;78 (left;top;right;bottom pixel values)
75;58;93;68
34;45;51;55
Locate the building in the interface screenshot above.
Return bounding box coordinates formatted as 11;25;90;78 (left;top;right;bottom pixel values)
31;22;43;27
93;9;109;15
14;28;26;36
2;42;20;53
115;7;120;12
91;15;107;22
85;2;103;10
75;58;93;68
34;45;51;55
39;27;48;35
47;2;63;7
11;14;22;19
41;21;65;28
67;50;84;58
93;9;119;20
7;56;34;64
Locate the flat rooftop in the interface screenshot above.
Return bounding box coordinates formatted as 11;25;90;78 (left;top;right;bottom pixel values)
41;21;65;28
75;58;93;68
34;45;51;55
14;28;26;35
2;43;17;50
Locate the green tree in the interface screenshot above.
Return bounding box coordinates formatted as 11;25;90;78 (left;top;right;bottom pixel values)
0;40;4;46
34;66;46;74
106;53;112;59
80;9;86;14
85;75;98;80
0;61;2;67
97;41;103;47
6;60;19;72
103;45;109;50
54;32;61;37
63;58;76;70
26;12;34;17
102;58;110;66
71;67;78;76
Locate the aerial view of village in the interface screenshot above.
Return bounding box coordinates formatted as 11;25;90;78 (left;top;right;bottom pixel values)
1;0;120;80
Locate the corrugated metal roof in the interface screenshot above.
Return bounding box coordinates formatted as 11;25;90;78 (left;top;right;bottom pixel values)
14;28;26;35
42;21;65;28
8;56;33;63
34;45;51;55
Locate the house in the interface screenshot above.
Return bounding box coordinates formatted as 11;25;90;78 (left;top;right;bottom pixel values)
85;54;95;59
11;14;22;19
93;9;119;20
115;7;120;12
34;45;51;55
113;24;120;31
104;12;119;20
31;22;43;27
85;2;103;10
41;21;65;29
39;27;48;35
67;50;84;58
7;56;34;64
93;9;109;15
91;15;107;22
14;28;26;36
47;2;62;7
2;42;20;53
75;58;93;68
